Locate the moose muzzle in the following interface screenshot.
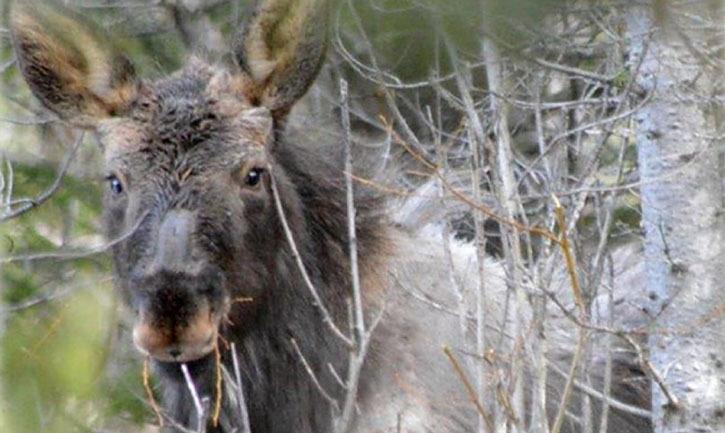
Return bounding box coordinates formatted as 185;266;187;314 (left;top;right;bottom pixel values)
131;210;225;362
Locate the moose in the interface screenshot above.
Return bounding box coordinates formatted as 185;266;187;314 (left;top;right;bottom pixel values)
8;0;651;432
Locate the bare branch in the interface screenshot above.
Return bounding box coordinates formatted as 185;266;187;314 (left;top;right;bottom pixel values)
290;337;340;413
229;343;252;433
268;166;353;347
180;363;206;433
1;132;84;222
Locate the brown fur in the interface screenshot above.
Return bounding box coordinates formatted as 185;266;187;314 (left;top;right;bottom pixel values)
10;1;136;124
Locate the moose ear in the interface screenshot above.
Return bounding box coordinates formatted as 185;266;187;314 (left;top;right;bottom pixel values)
233;0;329;118
9;1;137;127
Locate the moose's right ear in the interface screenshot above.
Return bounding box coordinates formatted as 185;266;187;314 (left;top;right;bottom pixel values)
233;0;330;119
9;1;137;127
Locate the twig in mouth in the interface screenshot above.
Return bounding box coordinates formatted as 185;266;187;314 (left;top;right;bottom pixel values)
212;343;223;427
142;358;164;427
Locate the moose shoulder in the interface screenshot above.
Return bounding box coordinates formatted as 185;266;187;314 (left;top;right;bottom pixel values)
9;1;651;432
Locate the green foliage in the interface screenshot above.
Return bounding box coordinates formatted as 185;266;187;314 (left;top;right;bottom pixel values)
2;265;40;305
337;0;484;80
103;360;153;426
335;0;563;81
482;0;561;49
612;203;640;230
0;157;150;432
612;69;632;90
2;289;113;433
116;32;186;76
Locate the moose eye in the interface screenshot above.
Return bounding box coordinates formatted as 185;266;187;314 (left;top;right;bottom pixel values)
107;174;124;194
244;167;265;187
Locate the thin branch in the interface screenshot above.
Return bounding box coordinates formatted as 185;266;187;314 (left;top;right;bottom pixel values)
548;360;652;420
143;358;164;427
1;132;84;221
268;166;353;347
336;78;380;433
380;115;558;242
339;0;428;157
290;337;340;412
442;346;495;433
336;311;382;433
230;343;252;433
553;197;586;315
621;333;681;410
550;197;588;433
0;210;149;264
180;363;205;433
542;284;681;411
212;343;223;427
341;78;366;343
532;57;616;83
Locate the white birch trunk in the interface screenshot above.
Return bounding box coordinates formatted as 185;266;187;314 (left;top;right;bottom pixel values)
626;3;725;432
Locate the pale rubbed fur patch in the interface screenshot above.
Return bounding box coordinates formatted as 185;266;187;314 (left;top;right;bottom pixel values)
205;71;255;118
99;118;148;160
203;71;273;148
236;108;274;148
353;227;503;433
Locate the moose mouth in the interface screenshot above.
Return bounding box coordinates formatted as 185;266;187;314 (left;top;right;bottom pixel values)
127;261;231;363
131;307;221;363
133;331;218;363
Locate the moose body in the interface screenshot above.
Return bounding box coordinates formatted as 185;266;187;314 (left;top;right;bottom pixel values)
9;1;651;432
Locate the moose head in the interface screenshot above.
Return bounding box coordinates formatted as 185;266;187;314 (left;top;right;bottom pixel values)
9;0;330;365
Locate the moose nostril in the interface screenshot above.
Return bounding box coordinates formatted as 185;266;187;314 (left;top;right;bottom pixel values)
132;308;217;362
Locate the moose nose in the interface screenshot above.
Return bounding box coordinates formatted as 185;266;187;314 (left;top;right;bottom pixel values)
132;309;217;362
150;209;196;271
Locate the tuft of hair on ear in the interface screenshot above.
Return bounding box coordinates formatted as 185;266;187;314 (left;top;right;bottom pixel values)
8;0;137;127
233;0;331;119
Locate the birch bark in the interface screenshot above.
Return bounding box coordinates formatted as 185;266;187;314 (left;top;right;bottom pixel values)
626;3;725;432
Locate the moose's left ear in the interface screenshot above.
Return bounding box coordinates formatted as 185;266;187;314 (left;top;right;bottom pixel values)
9;0;138;127
233;0;330;118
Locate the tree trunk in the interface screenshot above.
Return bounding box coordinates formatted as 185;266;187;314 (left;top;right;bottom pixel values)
626;2;725;432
